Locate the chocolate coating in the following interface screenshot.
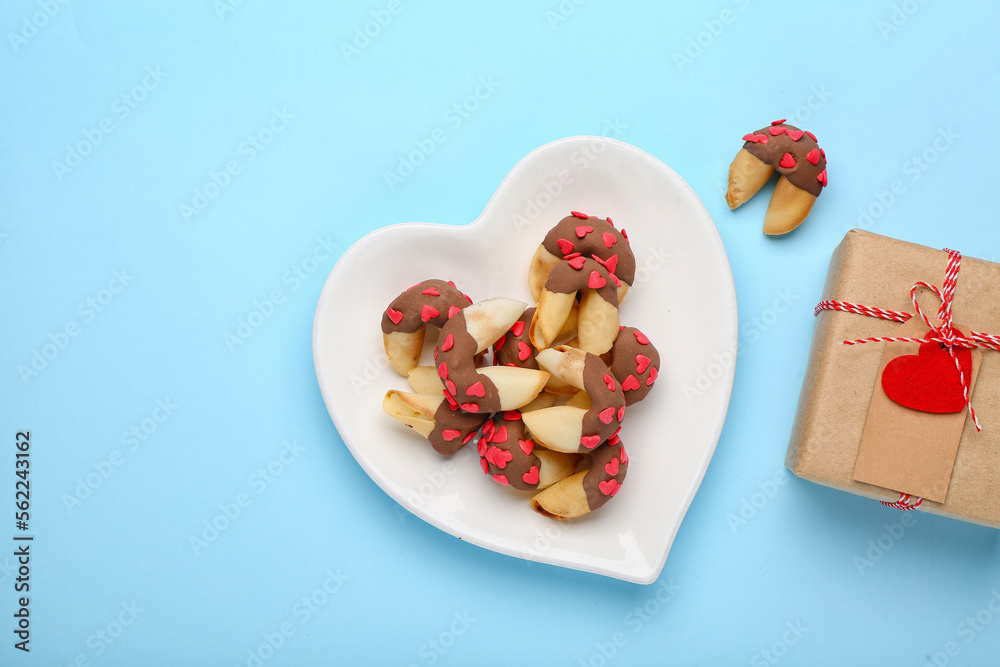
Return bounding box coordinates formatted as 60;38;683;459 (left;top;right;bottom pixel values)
429;402;489;456
609;326;660;405
493;308;538;369
579;352;626;451
541;214;636;285
435;310;500;414
545;257;619;306
741;121;827;197
582;435;628;511
381;279;472;334
478;412;542;491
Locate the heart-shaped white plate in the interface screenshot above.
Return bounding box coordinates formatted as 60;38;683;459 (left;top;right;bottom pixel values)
313;136;737;584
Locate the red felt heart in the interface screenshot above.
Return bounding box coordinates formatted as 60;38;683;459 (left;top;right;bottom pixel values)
881;341;973;413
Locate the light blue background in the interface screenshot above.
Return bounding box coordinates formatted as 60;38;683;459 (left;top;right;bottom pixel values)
3;1;999;665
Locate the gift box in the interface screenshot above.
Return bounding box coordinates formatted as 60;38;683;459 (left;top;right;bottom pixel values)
786;229;1000;528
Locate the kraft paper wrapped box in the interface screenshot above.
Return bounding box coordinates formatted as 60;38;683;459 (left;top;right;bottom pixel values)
786;229;1000;528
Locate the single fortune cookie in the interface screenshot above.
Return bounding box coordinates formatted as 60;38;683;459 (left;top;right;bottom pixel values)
726;120;828;235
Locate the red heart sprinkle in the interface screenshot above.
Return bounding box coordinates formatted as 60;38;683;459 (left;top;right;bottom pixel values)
437;362;448;379
817;169;828;187
568;256;586;270
466;382;486;398
575;225;593;238
617;406;625;421
646;367;658;386
480;458;490;474
771;119;787;125
460;403;479;412
517;341;532;361
882;341;973;413
598;478;620;496
619;447;628;465
494;334;505;353
442;429;461;441
742;133;759;142
605;457;619;476
806;148;821;165
444;393;458;409
599;407;615;424
622;375;640;391
519;439;533;455
462;430;476;444
503;410;520;421
492;424;509;444
445;379;457;396
768;126;786;136
441;333;454;352
805;130;817;142
522;466;539;485
511;321;525;337
786;129;804;141
386;308;404;325
477;438;488;456
421;286;440;296
571;210;588;219
588;271;607;289
485;446;513;469
779;153;796;169
602;232;617;248
604;374;616;391
636;354;651;374
633;330;649;345
447;305;461;319
492;474;510;486
557;238;575;255
581;435;601;449
602;254;619;275
420;304;439;322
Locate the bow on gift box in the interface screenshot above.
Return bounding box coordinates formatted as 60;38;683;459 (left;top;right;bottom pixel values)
813;248;1000;509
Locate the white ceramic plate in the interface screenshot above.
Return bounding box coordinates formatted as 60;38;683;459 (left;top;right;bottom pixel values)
313;136;737;584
